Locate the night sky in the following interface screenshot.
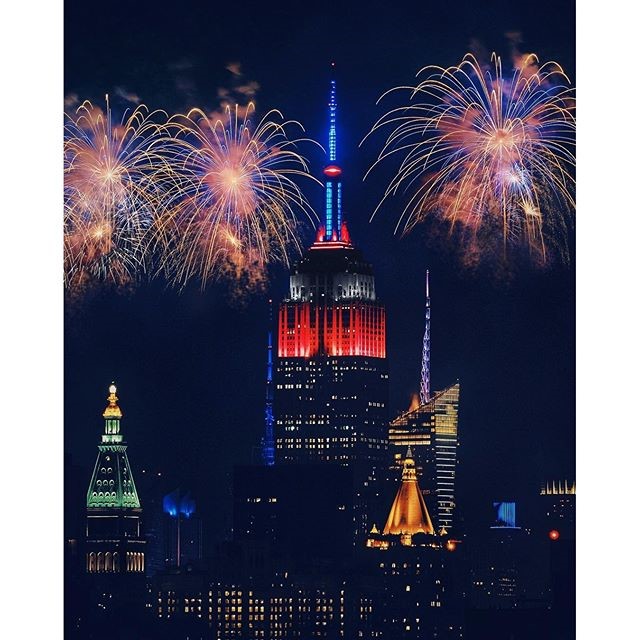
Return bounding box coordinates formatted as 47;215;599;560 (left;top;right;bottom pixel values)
64;0;576;547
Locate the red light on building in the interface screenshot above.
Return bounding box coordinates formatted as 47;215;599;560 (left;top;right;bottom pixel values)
548;529;560;541
323;165;342;178
278;302;386;359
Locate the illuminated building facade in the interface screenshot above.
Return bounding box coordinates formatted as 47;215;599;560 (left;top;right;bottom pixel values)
154;575;350;638
275;72;388;468
274;73;389;541
363;450;464;639
380;449;435;544
85;384;146;576
389;382;460;534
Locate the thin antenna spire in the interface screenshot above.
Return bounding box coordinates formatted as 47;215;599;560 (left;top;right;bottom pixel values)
323;64;343;241
262;300;275;466
420;270;431;404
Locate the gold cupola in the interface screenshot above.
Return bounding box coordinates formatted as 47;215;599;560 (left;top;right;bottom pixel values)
103;383;123;419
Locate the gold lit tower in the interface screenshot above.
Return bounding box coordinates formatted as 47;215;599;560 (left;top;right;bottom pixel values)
383;448;435;546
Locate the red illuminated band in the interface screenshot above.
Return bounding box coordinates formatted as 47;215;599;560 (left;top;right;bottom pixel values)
278;302;386;359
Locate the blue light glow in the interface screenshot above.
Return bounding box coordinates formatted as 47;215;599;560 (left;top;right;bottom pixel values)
491;501;517;528
336;182;342;233
328;80;337;162
322;75;343;241
325;182;333;238
163;489;196;519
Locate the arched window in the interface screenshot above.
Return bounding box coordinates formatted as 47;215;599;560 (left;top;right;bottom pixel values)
97;552;104;572
88;552;96;573
140;553;145;573
113;552;119;572
105;552;112;572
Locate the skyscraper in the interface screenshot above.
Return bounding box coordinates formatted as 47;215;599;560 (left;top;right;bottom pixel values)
272;69;389;542
388;275;461;534
389;382;460;534
363;449;464;640
274;70;389;467
85;383;146;575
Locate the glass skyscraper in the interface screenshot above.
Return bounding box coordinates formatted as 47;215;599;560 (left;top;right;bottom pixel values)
388;382;460;534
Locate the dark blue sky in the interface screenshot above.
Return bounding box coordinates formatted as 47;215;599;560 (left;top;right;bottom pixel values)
64;0;576;544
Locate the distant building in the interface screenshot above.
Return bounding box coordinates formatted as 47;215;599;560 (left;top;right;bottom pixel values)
540;480;576;637
364;449;464;639
540;479;576;540
85;383;146;576
388;382;461;534
153;571;350;639
79;383;148;636
232;463;354;567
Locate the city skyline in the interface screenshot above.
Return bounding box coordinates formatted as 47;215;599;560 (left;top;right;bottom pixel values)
62;2;576;637
64;56;575;543
14;0;640;638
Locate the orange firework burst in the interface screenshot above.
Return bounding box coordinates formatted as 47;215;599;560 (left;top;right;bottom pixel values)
365;53;576;263
155;103;319;289
64;97;170;291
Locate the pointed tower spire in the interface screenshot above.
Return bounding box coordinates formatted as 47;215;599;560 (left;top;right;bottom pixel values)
85;383;145;576
87;383;140;509
419;270;431;404
322;62;344;241
262;300;275;466
383;449;435;542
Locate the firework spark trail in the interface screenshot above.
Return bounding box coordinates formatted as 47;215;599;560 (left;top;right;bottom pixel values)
64;98;171;290
154;103;320;289
364;52;576;263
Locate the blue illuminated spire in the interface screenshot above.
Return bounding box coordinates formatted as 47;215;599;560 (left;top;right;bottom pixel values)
328;77;337;163
262;300;275;466
323;63;343;241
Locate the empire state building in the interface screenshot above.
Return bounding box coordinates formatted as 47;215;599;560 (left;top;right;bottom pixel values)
274;71;389;468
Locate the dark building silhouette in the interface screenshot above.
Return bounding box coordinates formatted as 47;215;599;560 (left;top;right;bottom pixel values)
233;463;354;569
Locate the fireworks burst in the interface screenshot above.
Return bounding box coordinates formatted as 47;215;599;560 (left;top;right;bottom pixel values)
154;103;319;289
64;98;169;291
365;52;576;263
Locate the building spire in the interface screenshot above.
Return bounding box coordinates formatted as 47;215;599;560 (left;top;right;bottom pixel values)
322;63;344;241
262;300;275;466
87;383;141;509
382;451;435;542
419;270;431;404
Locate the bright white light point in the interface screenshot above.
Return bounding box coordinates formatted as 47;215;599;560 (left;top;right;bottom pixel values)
109;384;117;394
